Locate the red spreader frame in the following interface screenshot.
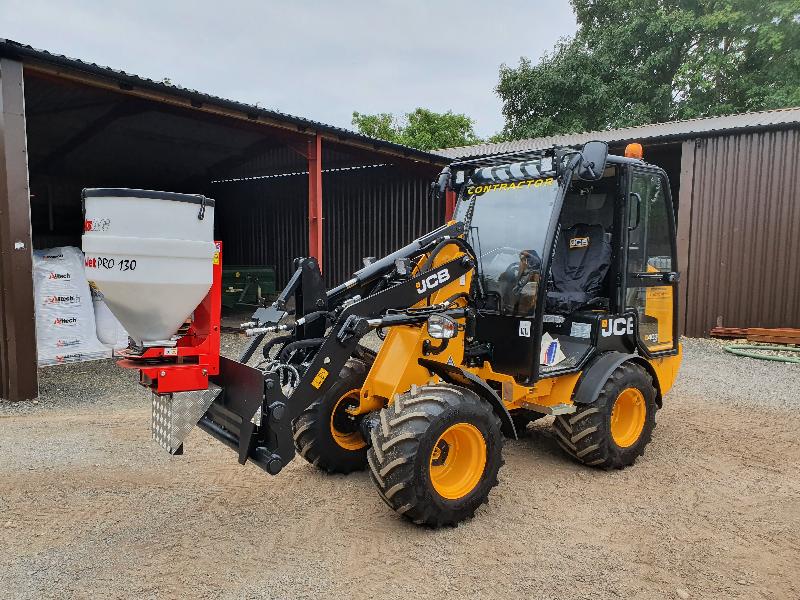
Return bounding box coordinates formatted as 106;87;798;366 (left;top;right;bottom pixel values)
117;241;222;394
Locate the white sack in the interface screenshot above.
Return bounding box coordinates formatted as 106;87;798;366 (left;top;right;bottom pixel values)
33;246;111;366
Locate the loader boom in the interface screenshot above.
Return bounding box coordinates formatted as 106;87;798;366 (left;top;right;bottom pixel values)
190;221;475;474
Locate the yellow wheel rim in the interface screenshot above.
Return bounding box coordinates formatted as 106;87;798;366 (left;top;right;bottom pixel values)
429;422;487;500
330;389;366;451
610;387;646;448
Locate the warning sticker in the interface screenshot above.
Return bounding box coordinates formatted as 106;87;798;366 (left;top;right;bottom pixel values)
518;320;531;337
570;321;592;339
311;367;329;389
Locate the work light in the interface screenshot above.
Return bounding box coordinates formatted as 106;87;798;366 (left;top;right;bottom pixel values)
427;314;458;339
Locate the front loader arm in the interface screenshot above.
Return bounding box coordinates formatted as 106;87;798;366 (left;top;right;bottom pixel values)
199;225;475;475
285;254;474;422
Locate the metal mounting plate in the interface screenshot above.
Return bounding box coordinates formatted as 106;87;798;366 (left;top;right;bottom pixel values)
151;385;221;454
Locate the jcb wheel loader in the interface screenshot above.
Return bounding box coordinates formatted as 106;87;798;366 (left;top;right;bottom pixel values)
103;140;681;527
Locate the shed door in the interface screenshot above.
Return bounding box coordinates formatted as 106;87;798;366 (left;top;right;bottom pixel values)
625;168;679;354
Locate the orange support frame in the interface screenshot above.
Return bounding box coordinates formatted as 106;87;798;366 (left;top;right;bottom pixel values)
308;133;323;271
445;189;456;221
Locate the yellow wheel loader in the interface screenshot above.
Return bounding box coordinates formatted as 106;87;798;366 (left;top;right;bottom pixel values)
100;141;681;527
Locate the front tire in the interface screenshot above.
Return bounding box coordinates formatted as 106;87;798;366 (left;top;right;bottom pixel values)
367;384;503;527
292;359;369;474
553;362;657;469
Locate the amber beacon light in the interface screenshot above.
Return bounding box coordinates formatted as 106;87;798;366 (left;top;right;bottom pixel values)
624;142;644;159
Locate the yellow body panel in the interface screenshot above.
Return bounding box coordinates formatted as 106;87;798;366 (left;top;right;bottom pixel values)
357;244;471;412
648;344;682;396
463;361;582;411
643;265;674;352
357;246;682;419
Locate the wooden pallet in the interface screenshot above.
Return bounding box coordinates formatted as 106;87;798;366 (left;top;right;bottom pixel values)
710;326;800;345
709;327;749;339
746;328;800;345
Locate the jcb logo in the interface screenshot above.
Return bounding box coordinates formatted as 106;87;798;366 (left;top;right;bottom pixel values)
601;316;634;337
416;268;451;295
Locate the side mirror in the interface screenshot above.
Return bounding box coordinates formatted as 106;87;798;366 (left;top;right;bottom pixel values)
578;140;608;181
436;167;451;195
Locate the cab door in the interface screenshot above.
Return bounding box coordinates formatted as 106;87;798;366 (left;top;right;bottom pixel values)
624;167;679;355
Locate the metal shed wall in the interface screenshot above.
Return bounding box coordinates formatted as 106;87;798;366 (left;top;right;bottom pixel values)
323;167;441;287
681;128;800;336
212;166;439;288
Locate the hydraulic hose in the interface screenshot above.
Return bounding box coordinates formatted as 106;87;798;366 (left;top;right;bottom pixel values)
262;334;293;360
723;344;800;364
418;237;476;274
277;338;326;362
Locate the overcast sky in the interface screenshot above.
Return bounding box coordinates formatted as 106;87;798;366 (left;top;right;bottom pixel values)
0;1;576;138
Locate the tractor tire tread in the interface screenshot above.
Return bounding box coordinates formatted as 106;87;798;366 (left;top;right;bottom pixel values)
292;358;369;474
554;361;657;470
367;383;503;528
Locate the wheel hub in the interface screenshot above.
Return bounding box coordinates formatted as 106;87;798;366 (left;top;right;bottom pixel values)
330;389;366;451
430;439;450;466
429;422;487;500
610;387;646;448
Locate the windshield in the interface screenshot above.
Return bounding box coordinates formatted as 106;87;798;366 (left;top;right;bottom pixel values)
454;177;560;315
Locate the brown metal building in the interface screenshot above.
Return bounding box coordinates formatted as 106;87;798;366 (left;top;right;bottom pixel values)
2;39;798;402
0;40;449;401
440;109;800;339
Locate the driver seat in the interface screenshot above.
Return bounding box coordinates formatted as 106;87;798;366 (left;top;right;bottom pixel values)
546;223;611;314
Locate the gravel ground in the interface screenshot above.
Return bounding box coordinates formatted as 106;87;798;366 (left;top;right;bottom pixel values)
1;336;799;599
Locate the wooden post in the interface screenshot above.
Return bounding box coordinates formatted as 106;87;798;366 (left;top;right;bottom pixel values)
307;133;323;271
676;139;696;338
0;59;38;400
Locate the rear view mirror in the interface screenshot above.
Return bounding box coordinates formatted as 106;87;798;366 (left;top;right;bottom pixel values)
578;141;608;181
436;167;451;195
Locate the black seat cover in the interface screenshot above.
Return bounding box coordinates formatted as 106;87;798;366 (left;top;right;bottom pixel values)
546;223;611;313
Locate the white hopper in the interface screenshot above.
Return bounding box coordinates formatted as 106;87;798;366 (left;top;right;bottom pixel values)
82;189;216;345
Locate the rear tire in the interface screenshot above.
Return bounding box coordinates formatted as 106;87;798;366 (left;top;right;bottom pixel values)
553;362;657;469
292;359;369;474
367;384;503;527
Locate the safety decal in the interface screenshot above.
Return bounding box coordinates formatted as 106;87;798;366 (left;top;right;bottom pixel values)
311;367;329;389
519;320;531;337
570;321;592;339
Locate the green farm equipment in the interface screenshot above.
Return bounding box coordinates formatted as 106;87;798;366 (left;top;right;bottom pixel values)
221;265;276;309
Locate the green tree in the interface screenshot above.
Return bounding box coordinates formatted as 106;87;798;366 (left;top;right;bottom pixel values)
497;0;800;139
352;108;480;150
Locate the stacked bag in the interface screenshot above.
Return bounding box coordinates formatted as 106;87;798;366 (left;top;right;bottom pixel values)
33;246;124;366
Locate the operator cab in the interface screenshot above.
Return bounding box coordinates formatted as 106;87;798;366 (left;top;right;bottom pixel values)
452;142;679;384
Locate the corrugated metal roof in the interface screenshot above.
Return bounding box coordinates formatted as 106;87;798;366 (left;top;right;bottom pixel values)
0;38;448;165
439;108;800;159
